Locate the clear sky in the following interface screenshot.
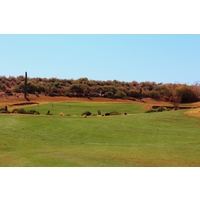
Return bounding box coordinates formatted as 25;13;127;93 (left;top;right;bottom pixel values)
1;34;200;84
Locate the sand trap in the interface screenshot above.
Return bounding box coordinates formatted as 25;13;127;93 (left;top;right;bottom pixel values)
185;108;200;118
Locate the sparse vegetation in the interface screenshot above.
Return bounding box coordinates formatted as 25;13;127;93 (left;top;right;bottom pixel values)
27;109;40;115
145;108;157;113
11;108;40;114
0;105;9;113
146;106;169;113
12;108;27;114
1;76;199;103
157;106;166;112
0;107;5;111
82;111;92;116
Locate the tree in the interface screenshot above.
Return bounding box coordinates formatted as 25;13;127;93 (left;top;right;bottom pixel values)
171;95;182;110
176;86;198;103
168;84;182;109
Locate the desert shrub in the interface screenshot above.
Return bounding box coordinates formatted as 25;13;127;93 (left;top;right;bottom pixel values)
59;112;65;116
70;84;83;94
0;83;6;92
66;92;73;97
146;106;169;113
143;90;159;99
0;110;10;113
145;108;157;113
98;110;101;115
35;91;39;97
115;91;126;98
142;90;149;98
129;89;140;98
46;110;51;115
13;83;24;93
82;111;92;116
0;107;10;113
140;81;155;90
5;89;13;96
104;91;114;98
27;109;40;115
176;86;198;103
88;92;99;97
12;108;27;114
131;81;139;87
150;90;160;99
12;108;40;114
0;107;5;111
26;82;40;94
157;106;165;112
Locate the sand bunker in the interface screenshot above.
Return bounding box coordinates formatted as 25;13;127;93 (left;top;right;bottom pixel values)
185;108;200;118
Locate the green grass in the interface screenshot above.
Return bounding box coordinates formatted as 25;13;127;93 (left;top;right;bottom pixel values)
26;101;143;115
1;102;200;166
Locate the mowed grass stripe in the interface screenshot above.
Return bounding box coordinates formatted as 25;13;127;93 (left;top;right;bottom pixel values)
1;102;200;166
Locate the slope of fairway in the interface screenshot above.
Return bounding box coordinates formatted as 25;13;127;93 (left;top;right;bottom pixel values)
1;105;200;166
27;101;144;116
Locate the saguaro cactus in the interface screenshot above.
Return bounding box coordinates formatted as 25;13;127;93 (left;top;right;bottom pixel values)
24;71;29;100
140;87;142;100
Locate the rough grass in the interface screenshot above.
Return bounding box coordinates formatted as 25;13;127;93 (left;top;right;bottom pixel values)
1;102;200;166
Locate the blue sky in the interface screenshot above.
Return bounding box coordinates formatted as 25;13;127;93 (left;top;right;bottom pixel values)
0;34;200;85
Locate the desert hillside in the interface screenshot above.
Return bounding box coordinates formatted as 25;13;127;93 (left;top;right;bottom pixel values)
0;75;200;105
